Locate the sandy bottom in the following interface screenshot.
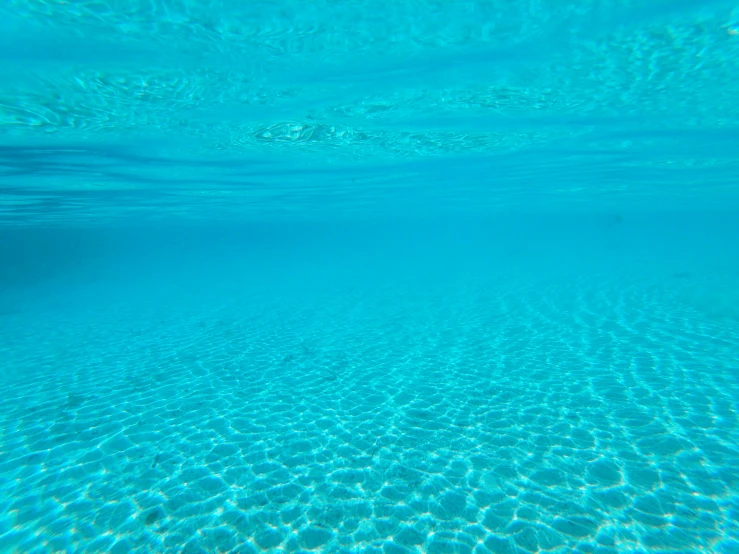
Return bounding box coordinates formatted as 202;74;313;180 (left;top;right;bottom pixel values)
1;268;737;553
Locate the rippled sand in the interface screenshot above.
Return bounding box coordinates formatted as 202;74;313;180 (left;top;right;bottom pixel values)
1;262;737;554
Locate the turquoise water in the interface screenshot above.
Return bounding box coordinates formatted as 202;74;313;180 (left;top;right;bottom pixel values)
2;2;739;554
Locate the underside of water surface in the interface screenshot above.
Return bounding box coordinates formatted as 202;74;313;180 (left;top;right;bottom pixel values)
1;1;739;553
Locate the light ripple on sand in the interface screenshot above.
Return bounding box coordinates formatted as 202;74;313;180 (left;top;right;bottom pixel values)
0;273;738;553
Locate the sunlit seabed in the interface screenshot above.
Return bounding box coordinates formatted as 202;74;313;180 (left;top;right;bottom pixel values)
1;268;737;554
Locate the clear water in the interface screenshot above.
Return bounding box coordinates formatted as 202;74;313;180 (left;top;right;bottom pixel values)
1;2;739;554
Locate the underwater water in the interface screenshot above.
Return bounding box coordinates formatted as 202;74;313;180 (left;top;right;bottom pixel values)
2;1;739;553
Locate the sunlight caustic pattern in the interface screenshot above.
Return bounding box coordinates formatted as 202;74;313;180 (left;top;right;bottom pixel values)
1;272;737;553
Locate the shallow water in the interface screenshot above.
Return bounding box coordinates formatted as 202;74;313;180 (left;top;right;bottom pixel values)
1;1;739;554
